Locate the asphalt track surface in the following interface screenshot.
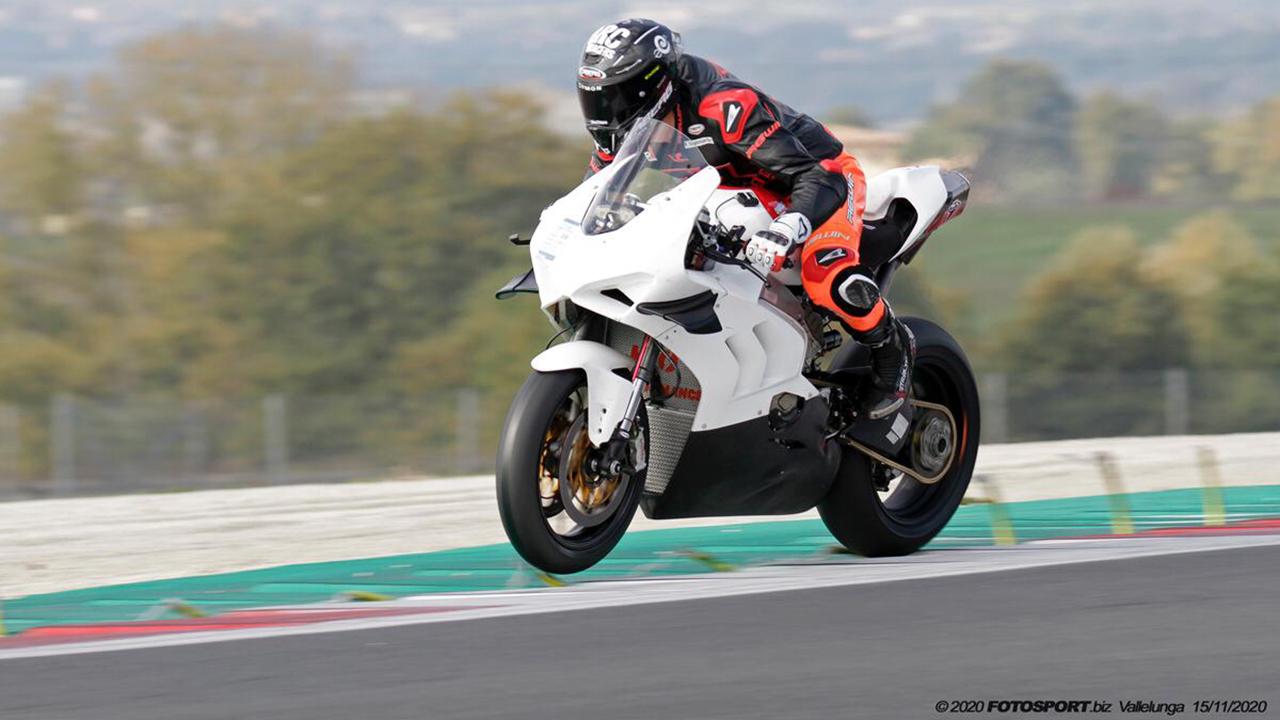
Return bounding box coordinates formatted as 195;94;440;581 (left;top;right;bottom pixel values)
4;541;1278;720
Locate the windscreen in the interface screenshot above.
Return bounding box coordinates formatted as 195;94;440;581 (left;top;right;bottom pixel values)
582;118;710;236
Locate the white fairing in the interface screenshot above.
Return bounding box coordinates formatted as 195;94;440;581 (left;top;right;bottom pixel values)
530;341;635;446
863;165;949;262
528;141;953;446
530;165;815;442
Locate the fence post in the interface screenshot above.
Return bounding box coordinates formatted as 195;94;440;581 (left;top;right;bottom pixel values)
263;395;289;485
455;388;481;475
0;404;18;489
982;373;1009;444
1163;368;1190;436
51;394;77;495
183;403;208;485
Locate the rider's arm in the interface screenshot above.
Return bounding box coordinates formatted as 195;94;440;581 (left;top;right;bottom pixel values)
698;87;846;227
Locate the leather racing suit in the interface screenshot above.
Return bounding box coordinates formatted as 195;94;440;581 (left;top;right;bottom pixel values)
585;54;894;336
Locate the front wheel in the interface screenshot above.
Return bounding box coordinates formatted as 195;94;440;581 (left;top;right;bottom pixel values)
496;370;646;574
819;317;981;556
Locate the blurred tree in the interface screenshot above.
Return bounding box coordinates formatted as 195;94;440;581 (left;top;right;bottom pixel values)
1193;247;1280;432
1142;210;1261;356
1150;117;1223;200
86;25;355;220
0;82;82;225
381;261;550;461
1004;226;1190;371
197;93;582;396
999;227;1192;438
0;222;128;403
394;265;551;401
1212;253;1280;368
115;226;238;397
905;60;1077;202
886;264;974;339
1074;91;1168;201
1211;98;1280;202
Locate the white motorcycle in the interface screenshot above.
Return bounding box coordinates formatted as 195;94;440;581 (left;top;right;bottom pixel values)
495;118;978;574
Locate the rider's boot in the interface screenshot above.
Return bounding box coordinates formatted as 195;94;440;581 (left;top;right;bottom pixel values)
856;307;915;420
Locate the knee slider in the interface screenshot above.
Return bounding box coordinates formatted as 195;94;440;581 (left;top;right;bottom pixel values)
833;270;881;314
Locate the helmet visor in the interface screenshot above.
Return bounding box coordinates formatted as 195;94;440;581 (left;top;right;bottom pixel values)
579;63;671;154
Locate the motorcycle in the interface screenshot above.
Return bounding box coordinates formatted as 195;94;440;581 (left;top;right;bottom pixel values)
495;118;978;574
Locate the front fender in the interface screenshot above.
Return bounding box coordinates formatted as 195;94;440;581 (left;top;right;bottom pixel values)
531;341;634;446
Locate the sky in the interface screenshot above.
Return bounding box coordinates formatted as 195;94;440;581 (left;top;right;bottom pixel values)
1;0;1278;123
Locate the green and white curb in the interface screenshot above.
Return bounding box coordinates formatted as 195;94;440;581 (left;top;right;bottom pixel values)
4;484;1278;637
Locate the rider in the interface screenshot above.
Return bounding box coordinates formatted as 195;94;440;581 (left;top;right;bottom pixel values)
577;19;914;419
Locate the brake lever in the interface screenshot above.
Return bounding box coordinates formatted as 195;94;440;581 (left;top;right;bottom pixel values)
703;247;768;282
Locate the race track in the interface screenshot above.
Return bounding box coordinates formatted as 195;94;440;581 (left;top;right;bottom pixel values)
3;536;1278;719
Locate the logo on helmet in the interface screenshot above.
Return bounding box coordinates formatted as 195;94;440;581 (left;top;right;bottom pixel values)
585;24;630;59
579;66;606;81
638;79;675;123
688;123;705;135
654;35;671;57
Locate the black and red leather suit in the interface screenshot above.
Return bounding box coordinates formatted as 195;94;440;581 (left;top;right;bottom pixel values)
585;54;893;334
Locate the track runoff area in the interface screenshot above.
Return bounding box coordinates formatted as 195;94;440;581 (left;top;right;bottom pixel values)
2;484;1279;659
2;486;1279;720
1;541;1278;720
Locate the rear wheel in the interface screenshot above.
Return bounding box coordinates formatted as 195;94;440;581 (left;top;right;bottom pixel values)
496;370;646;574
818;317;980;556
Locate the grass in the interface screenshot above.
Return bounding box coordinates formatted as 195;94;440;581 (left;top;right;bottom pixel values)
908;202;1280;339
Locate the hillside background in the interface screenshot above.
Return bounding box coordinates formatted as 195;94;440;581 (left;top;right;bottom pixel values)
1;1;1278;493
3;0;1280;121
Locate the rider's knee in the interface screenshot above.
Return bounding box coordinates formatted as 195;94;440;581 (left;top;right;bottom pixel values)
830;267;881;316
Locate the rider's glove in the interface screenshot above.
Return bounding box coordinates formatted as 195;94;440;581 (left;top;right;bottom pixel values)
744;212;812;274
745;230;793;273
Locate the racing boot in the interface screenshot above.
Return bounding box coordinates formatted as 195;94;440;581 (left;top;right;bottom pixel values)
858;308;914;420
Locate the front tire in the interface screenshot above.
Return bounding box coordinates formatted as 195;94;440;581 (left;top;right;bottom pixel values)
818;317;981;556
496;370;645;574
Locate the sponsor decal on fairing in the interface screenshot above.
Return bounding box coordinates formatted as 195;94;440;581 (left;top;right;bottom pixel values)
886;413;910;443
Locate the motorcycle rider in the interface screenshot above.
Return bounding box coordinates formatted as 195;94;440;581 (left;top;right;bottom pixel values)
577;19;914;419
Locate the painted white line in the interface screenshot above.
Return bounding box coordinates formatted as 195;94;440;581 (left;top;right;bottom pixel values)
4;533;1279;661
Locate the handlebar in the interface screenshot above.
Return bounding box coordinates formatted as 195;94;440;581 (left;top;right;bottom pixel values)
687;222;771;282
702;246;768;282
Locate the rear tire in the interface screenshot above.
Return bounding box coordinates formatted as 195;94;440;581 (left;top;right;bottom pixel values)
496;370;644;574
818;317;980;556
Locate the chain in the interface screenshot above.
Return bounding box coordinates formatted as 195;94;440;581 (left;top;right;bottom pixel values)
836;399;958;485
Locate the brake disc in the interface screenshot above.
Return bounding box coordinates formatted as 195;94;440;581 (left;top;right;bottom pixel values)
557;413;637;527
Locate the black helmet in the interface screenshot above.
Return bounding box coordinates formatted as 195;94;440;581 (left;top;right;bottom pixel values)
577;19;683;156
